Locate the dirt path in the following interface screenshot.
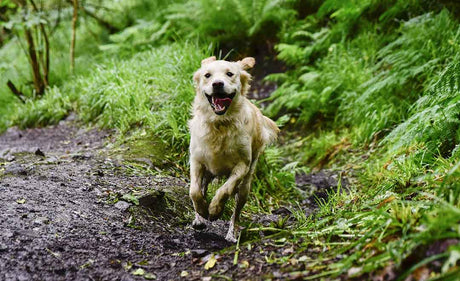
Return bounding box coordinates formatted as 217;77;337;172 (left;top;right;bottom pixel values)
0;119;278;281
0;119;345;281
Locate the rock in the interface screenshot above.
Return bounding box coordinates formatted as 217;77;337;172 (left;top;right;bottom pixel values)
33;217;50;225
5;126;22;139
44;156;59;164
72;154;91;160
190;249;209;258
65;112;77;121
114;201;131;212
93;169;104;177
137;190;165;209
133;158;153;167
35;148;45;157
4;164;27;176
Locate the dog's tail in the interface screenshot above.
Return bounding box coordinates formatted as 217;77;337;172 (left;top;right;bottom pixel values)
262;116;280;145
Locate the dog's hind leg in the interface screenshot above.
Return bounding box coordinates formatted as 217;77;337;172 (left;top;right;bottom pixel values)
208;162;249;221
190;160;209;229
201;170;213;197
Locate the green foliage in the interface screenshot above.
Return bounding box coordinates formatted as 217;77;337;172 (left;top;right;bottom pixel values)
385;54;460;156
12;42;206;166
262;3;460;278
269;8;460;148
250;146;302;210
166;0;298;47
346;11;460;142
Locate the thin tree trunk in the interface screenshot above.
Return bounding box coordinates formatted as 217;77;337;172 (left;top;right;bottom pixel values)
16;0;44;95
30;0;49;87
51;0;62;34
70;0;78;73
24;23;44;95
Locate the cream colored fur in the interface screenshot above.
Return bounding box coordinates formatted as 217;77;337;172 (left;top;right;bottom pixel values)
189;56;279;242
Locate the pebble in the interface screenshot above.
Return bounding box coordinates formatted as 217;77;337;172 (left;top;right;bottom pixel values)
114;201;131;212
33;217;50;225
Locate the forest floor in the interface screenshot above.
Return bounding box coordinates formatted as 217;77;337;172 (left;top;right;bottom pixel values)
0;116;344;281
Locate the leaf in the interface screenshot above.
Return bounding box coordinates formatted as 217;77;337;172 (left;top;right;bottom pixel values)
378;195;396;208
239;260;249;269
442;249;460;273
204;254;217;270
16;198;26;204
123;261;133;271
180;271;189;277
144;273;157;280
122;193;139;205
132;268;145;276
348;267;362;277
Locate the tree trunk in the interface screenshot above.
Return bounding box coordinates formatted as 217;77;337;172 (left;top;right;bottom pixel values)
70;0;78;73
23;24;44;95
29;0;49;87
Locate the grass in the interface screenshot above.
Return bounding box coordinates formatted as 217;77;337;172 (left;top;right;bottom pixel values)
9;41;208;166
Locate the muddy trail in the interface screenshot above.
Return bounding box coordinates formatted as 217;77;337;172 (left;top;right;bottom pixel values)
0;118;344;281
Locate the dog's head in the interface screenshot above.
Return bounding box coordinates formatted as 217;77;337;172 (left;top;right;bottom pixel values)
193;56;255;115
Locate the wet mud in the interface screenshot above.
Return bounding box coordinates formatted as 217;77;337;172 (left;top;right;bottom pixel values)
0;119;343;281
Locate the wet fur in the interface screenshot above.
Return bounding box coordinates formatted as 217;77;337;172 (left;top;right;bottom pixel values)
189;56;279;242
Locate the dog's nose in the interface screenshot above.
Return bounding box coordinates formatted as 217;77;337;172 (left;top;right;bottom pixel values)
212;81;224;89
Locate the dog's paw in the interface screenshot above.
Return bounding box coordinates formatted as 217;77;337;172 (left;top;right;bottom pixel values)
192;220;207;230
225;232;237;243
192;214;207;230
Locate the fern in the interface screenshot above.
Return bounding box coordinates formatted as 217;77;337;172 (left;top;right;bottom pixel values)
342;10;460;142
165;0;297;46
385;55;460;156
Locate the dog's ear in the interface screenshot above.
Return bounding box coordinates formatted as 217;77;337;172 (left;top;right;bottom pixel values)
237;57;255;70
201;56;217;65
239;70;252;96
193;70;201;84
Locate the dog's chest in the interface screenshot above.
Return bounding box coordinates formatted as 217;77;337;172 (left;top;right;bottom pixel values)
192;123;251;174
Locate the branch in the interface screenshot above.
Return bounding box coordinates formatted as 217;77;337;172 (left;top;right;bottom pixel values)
65;0;120;33
7;80;26;103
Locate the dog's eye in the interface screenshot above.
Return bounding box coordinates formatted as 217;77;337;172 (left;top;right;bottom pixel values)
226;72;234;77
204;73;211;78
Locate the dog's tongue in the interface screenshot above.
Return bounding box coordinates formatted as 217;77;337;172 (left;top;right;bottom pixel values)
214;97;232;108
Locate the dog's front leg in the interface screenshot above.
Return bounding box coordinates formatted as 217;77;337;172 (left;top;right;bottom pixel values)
190;160;208;229
225;185;249;242
226;156;259;242
208;162;249;221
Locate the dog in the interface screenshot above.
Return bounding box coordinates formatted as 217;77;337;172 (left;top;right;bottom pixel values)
188;56;279;242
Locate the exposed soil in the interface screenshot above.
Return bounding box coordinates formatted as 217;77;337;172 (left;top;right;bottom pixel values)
0;118;343;281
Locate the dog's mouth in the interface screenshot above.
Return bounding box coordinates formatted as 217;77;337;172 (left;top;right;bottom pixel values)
205;92;236;115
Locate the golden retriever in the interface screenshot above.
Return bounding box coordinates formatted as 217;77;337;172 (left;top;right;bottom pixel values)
189;56;279;242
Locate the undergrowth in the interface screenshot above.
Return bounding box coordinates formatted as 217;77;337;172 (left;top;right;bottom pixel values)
258;2;460;279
